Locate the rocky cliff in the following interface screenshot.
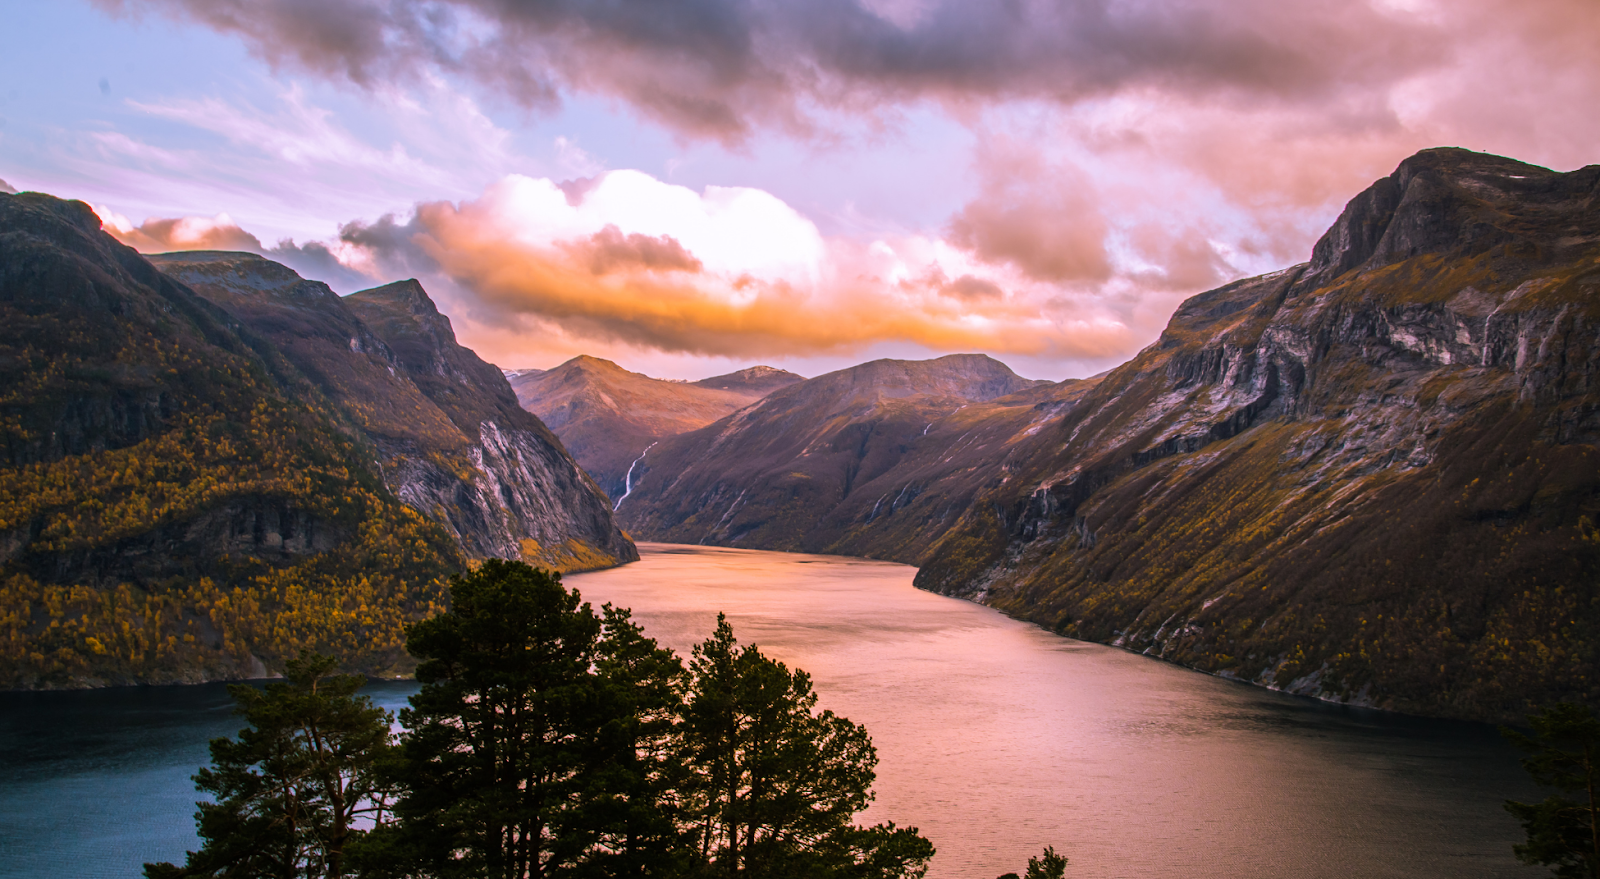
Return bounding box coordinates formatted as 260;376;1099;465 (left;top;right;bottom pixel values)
510;355;801;500
911;148;1600;721
153;253;634;572
615;353;1056;556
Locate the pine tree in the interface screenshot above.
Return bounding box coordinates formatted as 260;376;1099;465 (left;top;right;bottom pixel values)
1504;703;1600;878
371;560;684;879
145;654;394;879
679;614;933;879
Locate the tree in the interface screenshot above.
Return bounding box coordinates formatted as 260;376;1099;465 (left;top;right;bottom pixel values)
1504;703;1600;878
584;604;695;877
370;560;685;879
145;654;395;879
678;614;934;879
997;844;1068;879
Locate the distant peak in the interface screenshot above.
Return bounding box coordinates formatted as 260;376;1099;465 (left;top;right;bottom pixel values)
564;355;627;372
692;364;806;395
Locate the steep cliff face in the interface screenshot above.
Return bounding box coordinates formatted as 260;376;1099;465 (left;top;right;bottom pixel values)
914;148;1600;722
0;194;463;687
151;256;636;573
616;353;1058;558
346;281;635;570
510;356;801;500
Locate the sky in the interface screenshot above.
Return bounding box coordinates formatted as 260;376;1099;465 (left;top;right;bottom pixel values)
3;0;1598;381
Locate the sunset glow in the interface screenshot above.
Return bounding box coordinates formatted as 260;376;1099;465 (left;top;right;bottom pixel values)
4;0;1598;378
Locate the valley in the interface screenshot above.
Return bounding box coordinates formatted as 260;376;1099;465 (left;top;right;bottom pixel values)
547;148;1600;723
2;147;1595;724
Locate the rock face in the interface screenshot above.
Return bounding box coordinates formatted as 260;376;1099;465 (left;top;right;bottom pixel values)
910;148;1600;722
510;355;802;500
150;255;635;573
615;353;1056;556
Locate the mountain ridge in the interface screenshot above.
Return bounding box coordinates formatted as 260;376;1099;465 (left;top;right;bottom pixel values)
614;353;1055;555
511;355;802;500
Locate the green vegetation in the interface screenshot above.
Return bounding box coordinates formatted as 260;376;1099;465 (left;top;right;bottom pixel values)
146;655;395;879
995;846;1068;879
153;561;938;879
0;382;462;685
1504;704;1600;878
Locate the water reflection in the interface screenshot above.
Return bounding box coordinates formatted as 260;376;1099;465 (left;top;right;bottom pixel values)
569;545;1539;879
0;544;1540;878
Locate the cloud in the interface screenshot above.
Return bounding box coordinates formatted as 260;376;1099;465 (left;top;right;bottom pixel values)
97;207;383;292
948;140;1112;284
334;170;1140;359
94;0;1444;145
97;208;266;252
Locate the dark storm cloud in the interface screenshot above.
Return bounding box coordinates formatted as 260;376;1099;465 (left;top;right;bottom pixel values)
92;0;1441;143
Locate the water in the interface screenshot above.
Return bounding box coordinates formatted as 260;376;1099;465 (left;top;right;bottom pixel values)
0;544;1541;878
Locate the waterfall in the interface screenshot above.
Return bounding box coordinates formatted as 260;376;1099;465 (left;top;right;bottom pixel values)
612;442;658;511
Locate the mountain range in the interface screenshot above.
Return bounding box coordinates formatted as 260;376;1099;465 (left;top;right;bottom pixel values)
509;357;802;501
560;148;1599;722
5;146;1595;721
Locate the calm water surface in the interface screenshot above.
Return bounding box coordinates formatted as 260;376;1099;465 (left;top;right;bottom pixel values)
0;544;1539;878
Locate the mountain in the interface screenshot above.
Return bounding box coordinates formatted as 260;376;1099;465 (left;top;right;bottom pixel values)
0;195;631;689
510;356;802;500
148;255;634;573
692;365;806;395
614;147;1600;722
907;148;1600;721
614;353;1055;556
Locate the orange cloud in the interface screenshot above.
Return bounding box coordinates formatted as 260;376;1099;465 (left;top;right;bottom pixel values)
336;172;1140;360
97;209;264;252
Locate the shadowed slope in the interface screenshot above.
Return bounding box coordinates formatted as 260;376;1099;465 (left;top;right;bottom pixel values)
0;195;463;687
616;353;1059;558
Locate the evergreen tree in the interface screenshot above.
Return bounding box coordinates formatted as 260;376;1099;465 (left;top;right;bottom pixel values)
585;604;694;877
371;560;684;879
145;654;395;879
679;614;933;878
996;845;1067;879
1504;703;1600;878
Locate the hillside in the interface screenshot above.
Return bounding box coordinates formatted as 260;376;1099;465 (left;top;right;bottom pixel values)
510;356;802;500
0;196;631;689
614;353;1058;557
910;148;1600;722
153;252;633;572
612;147;1600;722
